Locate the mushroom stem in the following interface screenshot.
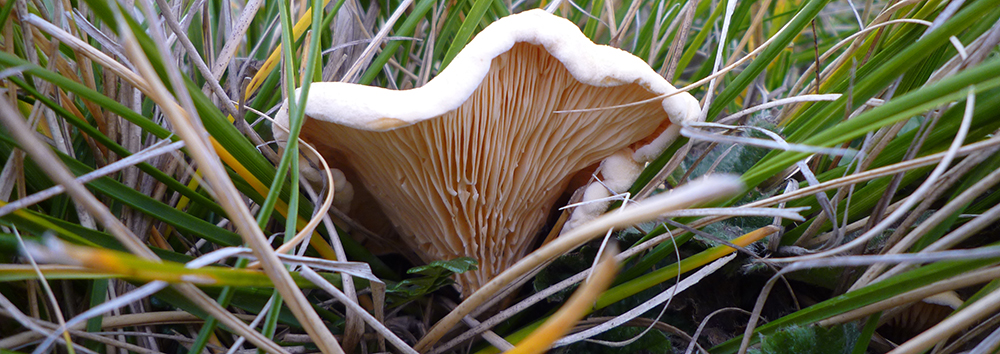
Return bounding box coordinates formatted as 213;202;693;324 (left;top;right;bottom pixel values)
415;175;743;351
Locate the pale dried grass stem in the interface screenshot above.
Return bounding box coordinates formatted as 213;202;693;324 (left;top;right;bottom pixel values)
553;253;735;347
763;88;977;263
0;140;184;218
123;2;339;351
851;142;1000;289
340;0;413;82
889;279;1000;354
300;267;418;354
210;0;265;80
820;265;1000;326
738;247;1000;354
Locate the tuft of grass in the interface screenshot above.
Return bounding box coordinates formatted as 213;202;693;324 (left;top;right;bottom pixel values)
1;0;999;353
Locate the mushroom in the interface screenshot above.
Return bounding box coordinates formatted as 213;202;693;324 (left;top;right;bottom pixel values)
275;9;701;295
881;291;963;343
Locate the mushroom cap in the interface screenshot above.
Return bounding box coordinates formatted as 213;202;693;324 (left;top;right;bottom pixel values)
275;9;700;295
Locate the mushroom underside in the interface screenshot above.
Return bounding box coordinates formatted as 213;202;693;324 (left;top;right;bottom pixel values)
300;43;671;295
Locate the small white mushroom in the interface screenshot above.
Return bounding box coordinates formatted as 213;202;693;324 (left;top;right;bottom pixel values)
882;291;964;343
564;149;645;232
275;9;700;295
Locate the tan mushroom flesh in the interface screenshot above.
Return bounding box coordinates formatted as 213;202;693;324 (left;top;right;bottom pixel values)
276;9;701;295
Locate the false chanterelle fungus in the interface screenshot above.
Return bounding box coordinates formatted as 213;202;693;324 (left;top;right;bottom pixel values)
275;9;701;296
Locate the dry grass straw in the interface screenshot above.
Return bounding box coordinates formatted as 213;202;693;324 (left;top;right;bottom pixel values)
3;0;999;352
505;244;619;354
120;2;341;352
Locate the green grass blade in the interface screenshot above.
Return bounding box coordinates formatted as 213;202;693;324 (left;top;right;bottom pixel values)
706;0;831;120
711;254;1000;353
441;0;494;69
359;0;436;84
743;59;1000;189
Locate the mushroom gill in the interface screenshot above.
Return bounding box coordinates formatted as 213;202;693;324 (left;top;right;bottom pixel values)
276;9;701;295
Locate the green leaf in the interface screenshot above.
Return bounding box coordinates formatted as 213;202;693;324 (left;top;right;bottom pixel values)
409;257;478;275
387;258;478;300
750;324;859;354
